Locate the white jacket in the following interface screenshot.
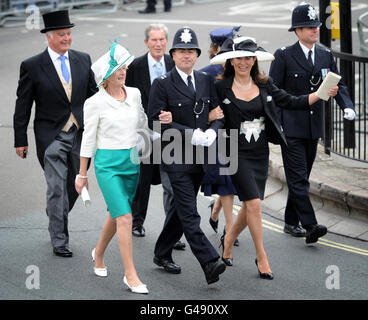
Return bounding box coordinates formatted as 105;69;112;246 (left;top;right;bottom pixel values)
80;86;148;158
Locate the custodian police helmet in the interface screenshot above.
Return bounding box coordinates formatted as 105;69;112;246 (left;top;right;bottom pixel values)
288;3;322;32
169;27;201;57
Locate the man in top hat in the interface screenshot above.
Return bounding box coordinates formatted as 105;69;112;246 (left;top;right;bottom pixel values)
269;3;355;244
13;10;97;257
147;27;226;284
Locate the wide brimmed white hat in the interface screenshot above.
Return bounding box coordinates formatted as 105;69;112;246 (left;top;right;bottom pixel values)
92;41;134;87
210;36;274;65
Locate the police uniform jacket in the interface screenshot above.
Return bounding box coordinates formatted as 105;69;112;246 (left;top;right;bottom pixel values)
147;67;224;173
269;42;354;140
215;76;311;146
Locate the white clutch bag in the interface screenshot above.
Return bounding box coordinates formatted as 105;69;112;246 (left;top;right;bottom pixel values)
81;186;91;207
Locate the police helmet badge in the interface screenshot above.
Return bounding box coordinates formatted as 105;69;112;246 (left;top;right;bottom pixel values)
307;5;317;20
180;28;192;44
169;26;201;57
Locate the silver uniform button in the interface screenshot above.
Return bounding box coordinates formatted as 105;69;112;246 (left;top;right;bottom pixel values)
178;103;181;107
310;110;314;115
311;87;314;91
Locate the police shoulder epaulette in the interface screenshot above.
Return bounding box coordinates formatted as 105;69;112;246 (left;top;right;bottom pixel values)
325;48;331;52
281;46;286;51
160;74;167;79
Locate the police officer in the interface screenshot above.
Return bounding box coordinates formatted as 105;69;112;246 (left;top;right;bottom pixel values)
269;4;355;244
199;26;240;82
147;27;226;285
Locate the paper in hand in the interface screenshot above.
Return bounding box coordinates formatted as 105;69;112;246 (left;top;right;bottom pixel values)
316;71;341;101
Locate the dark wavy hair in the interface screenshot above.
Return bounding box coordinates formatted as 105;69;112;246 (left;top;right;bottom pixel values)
218;58;269;85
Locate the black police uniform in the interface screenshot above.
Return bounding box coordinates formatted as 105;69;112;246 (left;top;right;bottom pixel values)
269;6;354;229
147;28;225;280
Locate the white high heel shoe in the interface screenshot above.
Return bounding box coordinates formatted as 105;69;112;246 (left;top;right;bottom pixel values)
123;276;149;294
91;248;107;277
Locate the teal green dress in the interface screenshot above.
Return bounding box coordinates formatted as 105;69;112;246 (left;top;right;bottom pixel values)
94;148;140;219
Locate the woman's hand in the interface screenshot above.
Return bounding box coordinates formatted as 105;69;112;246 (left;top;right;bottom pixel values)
208;106;224;122
159;110;172;124
75;175;88;195
328;85;338;97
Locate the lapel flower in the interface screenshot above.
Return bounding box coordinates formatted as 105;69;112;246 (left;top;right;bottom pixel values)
223;98;231;104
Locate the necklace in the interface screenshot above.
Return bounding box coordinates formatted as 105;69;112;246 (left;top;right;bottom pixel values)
107;88;125;102
233;77;252;91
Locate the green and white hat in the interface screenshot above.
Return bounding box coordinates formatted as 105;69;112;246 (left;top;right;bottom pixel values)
92;41;134;87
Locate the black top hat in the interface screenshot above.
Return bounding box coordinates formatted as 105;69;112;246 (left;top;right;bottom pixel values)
40;10;75;33
288;4;321;32
169;27;201;57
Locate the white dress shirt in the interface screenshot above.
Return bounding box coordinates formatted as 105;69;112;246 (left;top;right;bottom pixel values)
147;52;167;84
299;41;315;65
80;86;148;158
175;66;196;91
48;47;71;75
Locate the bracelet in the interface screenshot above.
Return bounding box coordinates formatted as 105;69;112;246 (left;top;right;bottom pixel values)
77;174;88;179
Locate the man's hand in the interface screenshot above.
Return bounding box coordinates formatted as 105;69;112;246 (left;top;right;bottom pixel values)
343;108;356;121
16;146;28;159
191;128;207;146
202;129;217;147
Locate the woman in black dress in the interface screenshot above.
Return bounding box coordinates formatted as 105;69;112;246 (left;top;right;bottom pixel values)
211;37;337;279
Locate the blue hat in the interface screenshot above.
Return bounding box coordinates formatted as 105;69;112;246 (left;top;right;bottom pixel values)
209;26;240;46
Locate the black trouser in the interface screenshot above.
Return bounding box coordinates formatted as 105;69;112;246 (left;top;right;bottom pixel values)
132;163;175;227
146;0;171;9
281;137;318;228
154;170;219;266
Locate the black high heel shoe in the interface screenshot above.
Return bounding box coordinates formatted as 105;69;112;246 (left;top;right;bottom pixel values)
255;259;274;280
208;200;218;233
222;228;240;247
219;235;233;266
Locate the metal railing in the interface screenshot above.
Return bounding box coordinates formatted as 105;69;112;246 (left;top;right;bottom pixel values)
323;49;368;163
0;0;119;27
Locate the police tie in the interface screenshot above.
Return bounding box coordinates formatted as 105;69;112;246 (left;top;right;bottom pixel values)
187;75;195;97
59;55;70;84
307;50;314;69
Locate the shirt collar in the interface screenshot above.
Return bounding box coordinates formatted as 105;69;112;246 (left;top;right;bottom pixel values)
147;52;165;68
298;41;315;58
175;66;194;84
48;47;69;62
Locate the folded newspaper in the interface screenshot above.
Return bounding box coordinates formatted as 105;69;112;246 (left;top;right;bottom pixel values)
316;71;341;101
